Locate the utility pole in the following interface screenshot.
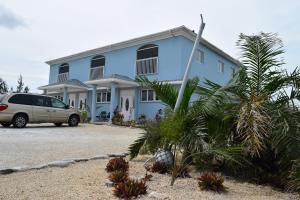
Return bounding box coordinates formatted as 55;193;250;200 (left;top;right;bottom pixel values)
174;15;206;111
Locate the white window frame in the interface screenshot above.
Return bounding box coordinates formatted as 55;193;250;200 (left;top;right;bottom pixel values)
196;50;204;64
218;61;225;73
96;91;111;103
140;89;159;102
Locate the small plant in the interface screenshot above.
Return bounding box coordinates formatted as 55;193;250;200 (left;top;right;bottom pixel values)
79;110;88;123
150;161;169;174
142;172;153;182
106;157;129;173
197;171;226;192
138;114;147;125
173;164;191;178
113;178;147;199
112;112;124;125
108;170;129;184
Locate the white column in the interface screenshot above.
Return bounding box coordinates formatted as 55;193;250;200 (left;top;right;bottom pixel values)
63;87;69;105
91;85;97;122
74;93;80;111
109;83;117;125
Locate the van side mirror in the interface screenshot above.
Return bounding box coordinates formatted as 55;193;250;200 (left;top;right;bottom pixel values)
65;105;70;109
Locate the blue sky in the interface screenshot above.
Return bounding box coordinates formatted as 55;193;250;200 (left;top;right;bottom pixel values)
0;0;299;92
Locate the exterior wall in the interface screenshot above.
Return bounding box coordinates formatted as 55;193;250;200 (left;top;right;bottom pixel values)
48;35;237;120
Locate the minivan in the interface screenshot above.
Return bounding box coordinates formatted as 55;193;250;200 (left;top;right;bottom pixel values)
0;93;80;128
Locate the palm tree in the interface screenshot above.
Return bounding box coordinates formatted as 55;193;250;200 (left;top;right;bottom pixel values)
197;32;300;190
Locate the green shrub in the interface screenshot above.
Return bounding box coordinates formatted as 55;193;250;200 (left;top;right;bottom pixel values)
106;157;129;173
197;171;226;192
113;179;147;199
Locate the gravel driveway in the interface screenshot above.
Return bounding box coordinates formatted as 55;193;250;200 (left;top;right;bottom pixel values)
0;124;141;169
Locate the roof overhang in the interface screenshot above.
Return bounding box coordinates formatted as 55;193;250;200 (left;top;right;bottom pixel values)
38;83;89;93
85;78;139;88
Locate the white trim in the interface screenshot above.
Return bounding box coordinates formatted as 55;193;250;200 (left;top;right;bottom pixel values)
85;78;139;87
89;66;104;80
38;83;88;91
45;26;239;66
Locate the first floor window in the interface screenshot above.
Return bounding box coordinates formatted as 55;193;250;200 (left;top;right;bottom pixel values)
141;89;158;102
97;92;111;103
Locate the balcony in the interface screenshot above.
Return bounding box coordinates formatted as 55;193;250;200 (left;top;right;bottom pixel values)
136;57;158;75
90;66;104;80
58;72;69;83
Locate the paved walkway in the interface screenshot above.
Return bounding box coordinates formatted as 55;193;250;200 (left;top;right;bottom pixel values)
0;124;141;169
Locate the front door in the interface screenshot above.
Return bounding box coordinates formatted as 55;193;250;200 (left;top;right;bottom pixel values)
120;95;134;121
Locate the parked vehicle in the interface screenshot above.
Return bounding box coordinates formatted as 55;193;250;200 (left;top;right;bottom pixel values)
0;93;80;128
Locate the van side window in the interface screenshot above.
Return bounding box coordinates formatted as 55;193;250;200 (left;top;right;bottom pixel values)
8;94;32;105
51;98;66;109
31;96;51;107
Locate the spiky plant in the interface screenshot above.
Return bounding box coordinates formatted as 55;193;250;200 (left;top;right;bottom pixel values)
197;171;226;192
113;179;147;199
150;161;169;174
106;157;129;173
108;170;129;184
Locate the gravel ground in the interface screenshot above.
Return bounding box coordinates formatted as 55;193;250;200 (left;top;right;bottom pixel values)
0;124;141;169
0;157;298;200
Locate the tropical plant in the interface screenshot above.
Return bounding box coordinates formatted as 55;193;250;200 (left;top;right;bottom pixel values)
113;179;147;199
108;170;129;184
197;171;226;192
150;161;169;174
106;157;129;173
196;32;300;191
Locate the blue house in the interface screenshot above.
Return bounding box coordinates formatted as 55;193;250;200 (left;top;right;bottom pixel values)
38;26;238;123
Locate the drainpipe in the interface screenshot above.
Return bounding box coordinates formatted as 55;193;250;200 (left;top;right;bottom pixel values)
174;15;205;111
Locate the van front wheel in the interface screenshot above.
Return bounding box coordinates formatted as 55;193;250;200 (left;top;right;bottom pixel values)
68;115;79;127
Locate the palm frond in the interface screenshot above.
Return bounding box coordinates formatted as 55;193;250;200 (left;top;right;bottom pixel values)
136;76;178;109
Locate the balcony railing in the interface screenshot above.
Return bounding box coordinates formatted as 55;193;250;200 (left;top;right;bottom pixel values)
136;57;158;75
58;72;69;82
90;66;104;80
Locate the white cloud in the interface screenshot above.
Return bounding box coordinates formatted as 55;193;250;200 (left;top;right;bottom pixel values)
0;4;25;29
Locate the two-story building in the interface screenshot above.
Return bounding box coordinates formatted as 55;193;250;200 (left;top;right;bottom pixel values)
38;26;239;123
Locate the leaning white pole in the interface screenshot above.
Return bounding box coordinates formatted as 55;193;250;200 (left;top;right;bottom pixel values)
174;14;206;111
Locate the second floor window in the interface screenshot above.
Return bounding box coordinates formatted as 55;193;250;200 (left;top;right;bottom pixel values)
58;63;69;82
196;50;204;64
218;61;224;73
136;44;158;75
90;55;105;80
97;91;111;103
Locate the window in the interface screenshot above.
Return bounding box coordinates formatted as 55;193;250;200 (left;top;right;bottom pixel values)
58;63;69;82
90;55;105;80
32;96;51;107
196;50;204;63
97;92;111;103
231;67;236;77
8;94;33;105
136;44;158;75
140;89;159;102
51;98;66;109
218;61;224;73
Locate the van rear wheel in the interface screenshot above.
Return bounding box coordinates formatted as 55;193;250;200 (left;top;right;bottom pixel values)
12;114;28;128
1;122;11;127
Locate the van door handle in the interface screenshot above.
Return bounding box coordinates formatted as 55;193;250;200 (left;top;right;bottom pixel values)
46;110;50;112
52;110;56;112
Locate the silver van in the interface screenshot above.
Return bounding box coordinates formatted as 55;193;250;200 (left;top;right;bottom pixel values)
0;93;80;128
